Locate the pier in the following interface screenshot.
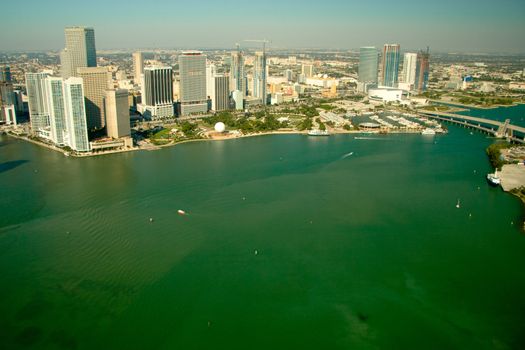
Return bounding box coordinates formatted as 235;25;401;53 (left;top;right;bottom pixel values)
418;111;525;143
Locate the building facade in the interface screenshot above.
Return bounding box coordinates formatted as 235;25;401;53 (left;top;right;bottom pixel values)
105;89;130;139
77;67;111;130
64;77;90;152
25;72;50;132
358;47;378;92
214;75;230;112
415;49;430;92
402;53;418;87
142;66;174;119
45;77;68;145
381;44;400;87
61;27;97;79
132;51;144;85
231;48;246;96
253;51;267;105
179;52;207;115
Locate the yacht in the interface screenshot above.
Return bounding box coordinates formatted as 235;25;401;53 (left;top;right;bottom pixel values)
421;128;436;135
487;169;501;186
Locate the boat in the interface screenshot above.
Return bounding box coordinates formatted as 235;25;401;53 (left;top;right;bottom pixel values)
487;169;501;186
177;209;186;215
456;199;460;209
421;128;436;135
308;129;330;136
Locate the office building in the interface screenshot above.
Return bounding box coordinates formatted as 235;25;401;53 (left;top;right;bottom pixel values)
64;77;90;152
179;51;207;115
132;51;144;85
231;48;246;96
25;72;50;132
402;53;418;87
61;27;97;79
206;63;216;108
232;90;243;110
358;47;378;92
77;67;111;130
142;66;174;119
381;44;400;87
45;77;68;145
1;66;11;82
302;64;314;78
415;49;430;92
285;69;293;82
214;75;230;111
104;89;131;139
253;51;267;105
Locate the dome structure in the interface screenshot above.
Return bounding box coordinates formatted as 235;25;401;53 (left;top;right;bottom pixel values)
214;122;226;133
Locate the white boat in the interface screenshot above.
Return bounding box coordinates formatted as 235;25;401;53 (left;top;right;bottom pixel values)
308;129;330;136
421;128;436;135
456;199;460;209
487;169;501;186
177;209;186;215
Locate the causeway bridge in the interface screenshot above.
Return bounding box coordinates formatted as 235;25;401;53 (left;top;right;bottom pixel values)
418;110;525;144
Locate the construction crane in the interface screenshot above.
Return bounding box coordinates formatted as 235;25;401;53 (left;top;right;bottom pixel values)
243;39;270;55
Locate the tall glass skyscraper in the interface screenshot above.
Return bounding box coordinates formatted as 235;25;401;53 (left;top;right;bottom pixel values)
64;77;90;152
231;47;246;97
45;77;67;145
415;49;430;92
179;52;207;116
358;47;378;84
25;72;50;132
61;27;97;79
253;51;267;105
402;53;418;86
381;44;400;87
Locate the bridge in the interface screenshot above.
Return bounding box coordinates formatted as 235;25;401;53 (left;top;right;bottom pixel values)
418;110;525;144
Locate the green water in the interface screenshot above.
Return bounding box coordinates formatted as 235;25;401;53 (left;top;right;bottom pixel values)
1;114;525;349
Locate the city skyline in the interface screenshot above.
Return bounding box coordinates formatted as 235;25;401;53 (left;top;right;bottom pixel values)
1;0;524;53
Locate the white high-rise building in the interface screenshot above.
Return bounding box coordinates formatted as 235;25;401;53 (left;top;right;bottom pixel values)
141;66;173;119
179;51;207;116
253;51;267;105
206;63;216;109
45;77;68;145
132;51;144;85
402;53;418;87
25;72;50;133
64;77;90;152
60;27;97;79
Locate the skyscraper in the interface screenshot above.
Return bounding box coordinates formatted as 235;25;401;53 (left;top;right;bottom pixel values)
231;47;246;96
64;77;90;152
77;67;111;130
301;64;314;78
25;72;50;132
214;75;230;112
253;51;267;105
358;47;379;90
132;51;144;85
45;77;68;145
61;27;97;79
179;51;207;115
142;66;174;119
402;53;418;87
104;89;130;139
206;63;216;108
415;49;430;93
381;44;400;87
1;66;11;82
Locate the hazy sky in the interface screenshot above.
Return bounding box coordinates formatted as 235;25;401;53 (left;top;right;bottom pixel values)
1;0;524;53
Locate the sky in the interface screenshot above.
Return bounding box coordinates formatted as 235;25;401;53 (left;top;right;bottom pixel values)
1;0;524;53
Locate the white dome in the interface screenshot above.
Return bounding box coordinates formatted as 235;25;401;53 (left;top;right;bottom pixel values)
214;122;226;133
